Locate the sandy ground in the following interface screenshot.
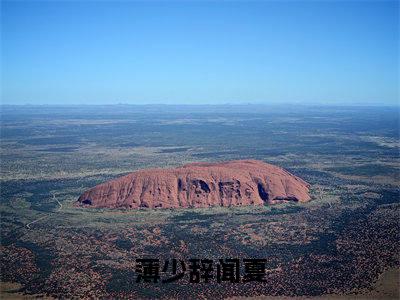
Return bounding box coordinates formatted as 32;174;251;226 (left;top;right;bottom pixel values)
0;282;53;300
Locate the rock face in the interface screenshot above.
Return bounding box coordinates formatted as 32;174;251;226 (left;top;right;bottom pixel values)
76;160;311;209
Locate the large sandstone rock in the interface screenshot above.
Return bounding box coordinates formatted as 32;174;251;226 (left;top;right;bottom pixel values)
76;160;311;209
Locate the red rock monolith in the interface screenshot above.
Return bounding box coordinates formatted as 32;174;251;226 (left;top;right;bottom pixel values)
76;160;311;209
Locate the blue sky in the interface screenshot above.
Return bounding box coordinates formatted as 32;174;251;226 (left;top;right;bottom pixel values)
1;0;398;105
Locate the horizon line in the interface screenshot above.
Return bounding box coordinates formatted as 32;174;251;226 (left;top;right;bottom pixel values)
0;103;399;108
